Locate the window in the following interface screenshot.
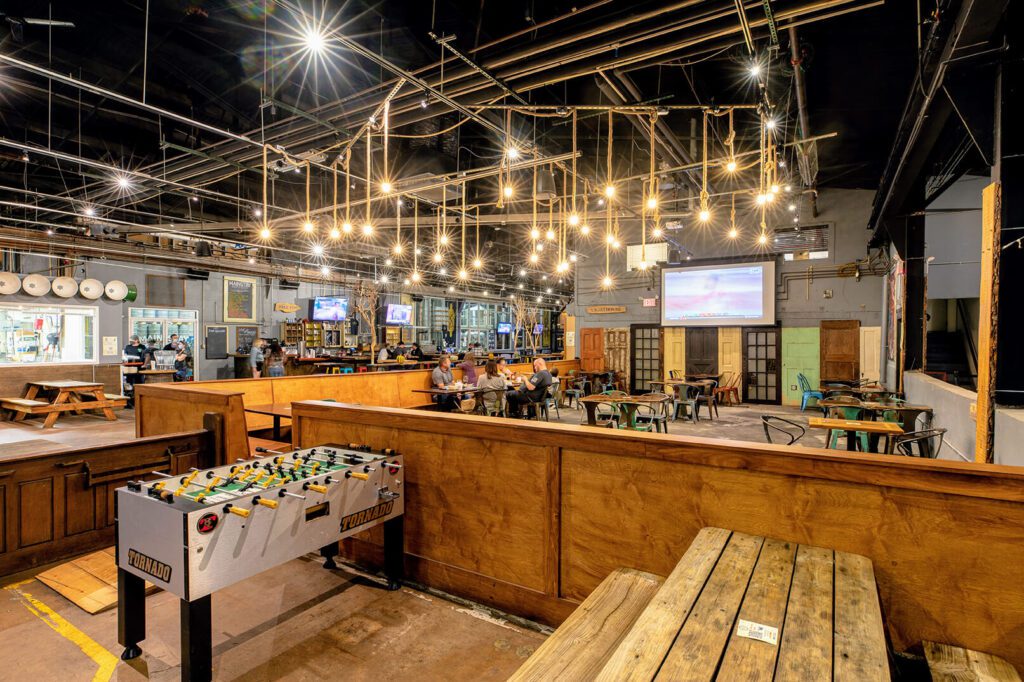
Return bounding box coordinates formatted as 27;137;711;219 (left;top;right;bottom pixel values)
0;303;98;365
773;225;829;260
128;308;198;352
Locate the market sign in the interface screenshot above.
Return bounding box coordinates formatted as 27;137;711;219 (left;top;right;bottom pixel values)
274;302;301;313
586;305;627;314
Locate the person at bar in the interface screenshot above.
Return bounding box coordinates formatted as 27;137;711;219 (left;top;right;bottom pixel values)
431;356;457;412
458;351;478;386
507;358;553;418
249;337;266;378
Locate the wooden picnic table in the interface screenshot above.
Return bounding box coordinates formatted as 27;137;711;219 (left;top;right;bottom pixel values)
3;380;126;428
245;403;293;440
596;527;890;681
579;394;671;429
807;416;904;454
819;399;933;426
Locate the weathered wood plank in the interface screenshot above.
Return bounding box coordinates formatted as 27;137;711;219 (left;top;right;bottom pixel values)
924;641;1022;682
595;527;730;682
654;532;764;681
510;568;664;681
716;538;798;681
834;552;890;681
775;545;834;681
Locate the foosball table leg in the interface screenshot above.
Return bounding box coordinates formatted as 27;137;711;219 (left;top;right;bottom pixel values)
383;515;404;591
320;542;338;570
181;595;212;682
117;567;146;660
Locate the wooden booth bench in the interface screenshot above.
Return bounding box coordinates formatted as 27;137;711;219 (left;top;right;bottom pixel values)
135;358;579;459
285;400;1024;675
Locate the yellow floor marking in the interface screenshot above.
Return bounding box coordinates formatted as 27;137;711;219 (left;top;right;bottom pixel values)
4;581;118;682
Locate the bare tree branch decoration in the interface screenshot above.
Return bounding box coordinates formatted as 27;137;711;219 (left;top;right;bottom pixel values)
511;295;528;358
351;280;381;362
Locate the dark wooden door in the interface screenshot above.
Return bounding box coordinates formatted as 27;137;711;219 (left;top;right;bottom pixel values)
743;327;781;404
685;327;719;376
630;324;661;393
821;320;860;382
579;328;605;372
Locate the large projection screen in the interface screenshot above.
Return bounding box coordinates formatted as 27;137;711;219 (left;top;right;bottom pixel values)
661;261;776;326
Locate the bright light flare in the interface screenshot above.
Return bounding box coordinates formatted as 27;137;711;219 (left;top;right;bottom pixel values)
529;253;539;264
545;229;555;241
503;185;514;199
728;227;738;239
458;269;469;280
472;258;483;269
699;209;711;222
312;244;324;256
380;181;393;194
726;160;737;173
506;147;519;160
259;227;272;239
646;196;658;210
432;252;443;263
303;221;315;233
580;224;590;235
342;222;353;234
604;185;616;198
601;275;613;289
361;223;373;236
329;226;341;239
568;213;580;226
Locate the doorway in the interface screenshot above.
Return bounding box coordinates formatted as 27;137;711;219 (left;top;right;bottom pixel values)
630;324;661;393
820;320;860;382
579;328;605;372
743;326;781;404
685;327;718;376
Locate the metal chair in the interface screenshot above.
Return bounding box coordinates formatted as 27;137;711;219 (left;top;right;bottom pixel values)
626;402;657;432
635;393;672;433
669;370;683;380
798;373;824;411
562;377;586;408
822;396;871;452
696;380;719;420
673;384;700;423
714;371;740;406
543;382;561;421
893;428;946;458
477;389;506;417
602;390;628;398
761;415;807;445
584;401;618;428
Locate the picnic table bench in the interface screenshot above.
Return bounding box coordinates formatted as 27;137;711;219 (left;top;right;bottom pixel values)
514;526;891;681
2;380;127;428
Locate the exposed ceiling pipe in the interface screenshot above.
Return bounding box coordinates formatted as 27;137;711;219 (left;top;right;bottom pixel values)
788;26;817;216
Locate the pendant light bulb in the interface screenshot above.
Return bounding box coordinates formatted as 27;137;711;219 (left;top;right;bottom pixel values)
259;227;271;239
342;222;353;234
568;213;580;226
329;226;341;239
646;197;658;210
303;221;315;233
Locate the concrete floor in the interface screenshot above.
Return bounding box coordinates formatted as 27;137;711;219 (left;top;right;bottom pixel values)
0;558;544;681
0;409;137;457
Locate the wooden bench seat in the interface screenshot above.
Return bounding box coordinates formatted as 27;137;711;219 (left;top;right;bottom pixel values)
104;393;129;401
510;568;664;681
594;527;890;681
925;641;1022;681
1;398;50;409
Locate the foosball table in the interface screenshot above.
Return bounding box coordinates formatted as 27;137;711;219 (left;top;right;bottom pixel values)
115;443;404;681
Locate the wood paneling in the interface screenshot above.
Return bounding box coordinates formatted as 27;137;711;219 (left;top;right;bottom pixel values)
290;401;1024;671
663;327;685;380
580;328;605;372
604;328;629;381
821;320;860;382
0;430;217;577
719;327;743;390
686;327;718;376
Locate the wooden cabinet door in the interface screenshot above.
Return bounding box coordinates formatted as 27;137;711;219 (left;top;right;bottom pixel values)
579;328;605;372
605;328;629;380
685;327;719;376
820;320;860;382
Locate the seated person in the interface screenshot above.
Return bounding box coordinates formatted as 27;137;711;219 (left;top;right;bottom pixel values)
431;356;457;412
506;358;553;418
408;342;424;359
394;342;408;359
476;360;507;414
458;352;478;386
496;357;512;379
377;344;392;363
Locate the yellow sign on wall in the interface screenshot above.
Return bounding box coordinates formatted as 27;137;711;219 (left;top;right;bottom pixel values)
274;302;301;314
586;305;627;314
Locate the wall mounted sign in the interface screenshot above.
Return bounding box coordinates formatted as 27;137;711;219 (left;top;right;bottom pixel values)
642;298;658;308
205;325;228;360
586;305;627;314
224;275;257;322
102;336;119;355
234;326;259;353
274;302;301;314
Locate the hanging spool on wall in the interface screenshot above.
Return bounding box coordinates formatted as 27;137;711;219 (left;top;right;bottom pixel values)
78;278;103;299
52;276;79;298
0;272;21;295
22;274;50;296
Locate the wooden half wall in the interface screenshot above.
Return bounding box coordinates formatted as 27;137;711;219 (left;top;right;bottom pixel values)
291;401;1024;670
136;359;579;460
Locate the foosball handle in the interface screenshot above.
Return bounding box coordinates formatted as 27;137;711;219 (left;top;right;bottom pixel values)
224;504;251;518
304;483;328;494
346;471;370;481
252;496;278;509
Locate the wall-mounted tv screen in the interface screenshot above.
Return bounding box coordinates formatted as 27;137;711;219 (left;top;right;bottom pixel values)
311;296;348;321
496;322;512;334
385;303;413;325
661;262;776;326
533;323;544;334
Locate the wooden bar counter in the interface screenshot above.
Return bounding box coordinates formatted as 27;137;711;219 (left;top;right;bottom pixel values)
287;400;1024;672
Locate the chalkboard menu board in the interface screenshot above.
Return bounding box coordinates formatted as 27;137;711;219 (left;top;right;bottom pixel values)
235;326;258;353
205;325;228;359
223;275;257;322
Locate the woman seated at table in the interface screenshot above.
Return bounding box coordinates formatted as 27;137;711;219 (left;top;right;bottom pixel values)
496;357;512;379
476;360;507;414
458;352;478;386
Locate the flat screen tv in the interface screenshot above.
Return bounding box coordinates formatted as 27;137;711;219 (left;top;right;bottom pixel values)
311;296;348;321
496;322;512;334
661;261;776;326
385;303;413;325
533;323;544;334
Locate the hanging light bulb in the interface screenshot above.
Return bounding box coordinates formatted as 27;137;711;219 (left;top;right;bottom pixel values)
699;209;711;222
788;203;797;212
605;233;615;245
519;268;527;276
385;258;393;266
458;269;469;280
380;274;389;283
472;257;483;269
766;192;776;203
653;227;663;238
545;229;556;241
320;265;330;276
612;240;621;249
784;184;792;192
601;275;613;288
252;207;261;218
758;233;768;245
536;243;544;252
329;226;341;239
439;267;448;275
303;221;315;233
728;227;738;239
529;252;539;264
393;243;403;255
381;181;393;194
530;228;540;240
403;278;411;286
439;233;449;246
568;213;580;226
749;63;761;77
580;224;590;235
726;160;737;173
756;194;768;205
770;184;780;195
312;244;324;256
259;227;271;239
604;184;616;198
411;271;421;283
342;222;353;234
362;223;373;235
646;196;658;210
433;252;443;263
503;185;514;199
506;147;519;160
569;254;577;263
448;285;455;292
765;119;777;130
638;261;648;271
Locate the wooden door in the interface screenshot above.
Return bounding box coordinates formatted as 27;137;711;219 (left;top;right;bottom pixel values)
579;328;605;372
605;328;629;383
718;327;743;391
663;327;685;380
860;326;881;383
743;326;782;404
630;324;661;393
685;327;719;376
820;320;860;382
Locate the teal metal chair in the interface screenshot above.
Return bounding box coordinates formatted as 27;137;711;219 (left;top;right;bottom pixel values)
824;397;871;452
797;373;824;411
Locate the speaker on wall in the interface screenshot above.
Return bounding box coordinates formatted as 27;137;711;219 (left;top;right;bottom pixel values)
185;268;209;280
